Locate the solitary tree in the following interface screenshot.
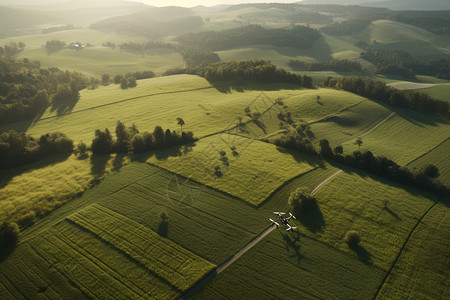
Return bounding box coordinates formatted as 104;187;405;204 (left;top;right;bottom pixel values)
0;222;20;247
177;117;185;133
288;187;316;217
421;164;440;179
345;230;361;247
354;137;363;149
75;141;88;157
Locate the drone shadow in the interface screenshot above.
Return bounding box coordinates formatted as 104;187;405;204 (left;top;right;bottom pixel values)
280;230;303;264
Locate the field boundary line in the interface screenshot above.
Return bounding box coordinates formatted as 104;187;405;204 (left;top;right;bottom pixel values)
405;137;449;166
373;201;439;300
309;100;366;125
32;86;214;123
179;169;343;299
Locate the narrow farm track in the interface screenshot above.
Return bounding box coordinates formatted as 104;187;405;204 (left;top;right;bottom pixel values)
373;201;439;300
180;169;343;299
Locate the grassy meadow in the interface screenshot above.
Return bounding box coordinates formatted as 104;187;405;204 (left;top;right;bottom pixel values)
309;170;437;271
194;232;385;299
147;134;318;206
377;201;450;299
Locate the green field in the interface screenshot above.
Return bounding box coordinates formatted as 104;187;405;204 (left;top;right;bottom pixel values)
147;134;318;206
378;202;449;299
309;170;436;271
194;232;385;299
408;138;450;186
419;84;450;102
357;20;450;59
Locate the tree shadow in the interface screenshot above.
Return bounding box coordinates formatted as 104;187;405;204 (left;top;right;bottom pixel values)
280;230;303;263
112;154;126;171
131;143;196;163
297;202;326;234
90;154;111;178
349;244;372;263
0;246;15;263
50;100;78;116
253;119;267;134
0;153;72;189
157;220;168;237
383;206;402;220
211;80;304;94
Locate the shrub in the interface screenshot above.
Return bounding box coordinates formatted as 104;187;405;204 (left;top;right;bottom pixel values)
345;230;361;246
288;188;316;216
0;222;20;247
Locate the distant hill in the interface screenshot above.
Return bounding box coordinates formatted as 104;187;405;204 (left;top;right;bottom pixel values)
301;0;450;10
0;6;60;33
90;7;203;39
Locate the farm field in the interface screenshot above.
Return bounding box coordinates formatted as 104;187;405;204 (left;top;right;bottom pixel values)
194;231;385;299
408;138;450;186
0;153;125;227
147;134;319;206
306;170;437;271
339;110;450;165
1;75;307;143
377;201;450;299
419;84;450;102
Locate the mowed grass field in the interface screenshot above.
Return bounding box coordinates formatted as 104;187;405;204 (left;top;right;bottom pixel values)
419;84;450;102
377;201;450;299
2;75;305;143
147;134;318;206
408;138;450;186
308;170;436;271
194;232;385;299
356;20;450;59
0;153;127;226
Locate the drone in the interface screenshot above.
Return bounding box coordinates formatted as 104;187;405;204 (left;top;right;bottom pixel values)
270;212;297;231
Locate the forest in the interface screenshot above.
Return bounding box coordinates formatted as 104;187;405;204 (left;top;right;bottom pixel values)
175;25;322;50
185;60;314;88
288;59;363;72
0;56;90;125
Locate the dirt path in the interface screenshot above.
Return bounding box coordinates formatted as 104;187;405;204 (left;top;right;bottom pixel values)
180;169;343;299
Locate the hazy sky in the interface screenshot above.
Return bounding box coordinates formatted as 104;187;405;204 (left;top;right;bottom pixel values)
131;0;300;7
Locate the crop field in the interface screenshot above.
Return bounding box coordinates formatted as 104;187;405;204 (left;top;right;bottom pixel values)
377;201;450;299
18;47;185;77
310;98;392;146
408;138;450;186
419;84;450;102
2;75;305;143
147;134;317;206
194;232;385;299
309;170;436;271
357;20;450;59
0;153;125;226
340;110;450;165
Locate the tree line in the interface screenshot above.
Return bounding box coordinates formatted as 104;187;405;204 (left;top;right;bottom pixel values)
288;59;363;72
361;49;450;80
184;60;314;88
117;41;220;67
317;138;447;195
322;76;448;116
42;24;76;34
387;13;450;34
91;120;195;155
0;42;26;58
0;130;74;169
0;56;91;125
175;24;322;50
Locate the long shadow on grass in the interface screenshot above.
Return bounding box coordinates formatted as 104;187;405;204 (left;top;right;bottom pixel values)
349;244;372;263
0;246;15;263
157;220;169;237
211;80;306;94
0;153;72;189
90;154;111;179
280;230;303;263
131;143;195;163
297;202;326;234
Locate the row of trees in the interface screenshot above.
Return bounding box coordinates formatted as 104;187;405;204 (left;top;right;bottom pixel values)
175;24;322;50
117;41;220;67
320;16;380;35
317;139;447;195
42;24;76;34
361;50;450;80
186;60;314;88
0;42;26;58
387;14;450;34
0;57;91;124
322;76;448;116
288;59;363;72
0;130;74;169
45;40;66;54
91;120;195;155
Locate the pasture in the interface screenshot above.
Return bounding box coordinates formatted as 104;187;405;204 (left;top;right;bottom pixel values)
310;170;437;271
146;134;318;206
419;84;450;102
377;201;449;299
194;231;385;299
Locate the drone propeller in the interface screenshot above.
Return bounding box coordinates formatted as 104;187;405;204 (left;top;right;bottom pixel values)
273;212;285;215
289;212;297;220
